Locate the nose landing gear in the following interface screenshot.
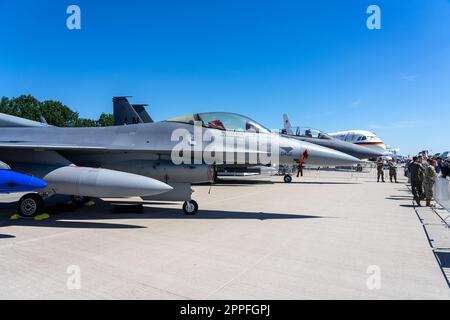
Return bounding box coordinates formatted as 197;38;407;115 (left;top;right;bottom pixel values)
283;174;293;183
183;200;199;215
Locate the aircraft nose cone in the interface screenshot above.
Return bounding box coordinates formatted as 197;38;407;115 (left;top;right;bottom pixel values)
305;143;361;166
117;174;173;197
28;176;48;190
148;179;174;194
362;148;384;159
364;146;385;158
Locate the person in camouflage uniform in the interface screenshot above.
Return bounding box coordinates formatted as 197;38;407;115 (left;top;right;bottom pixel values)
376;158;385;182
423;159;437;207
410;156;424;206
388;159;398;183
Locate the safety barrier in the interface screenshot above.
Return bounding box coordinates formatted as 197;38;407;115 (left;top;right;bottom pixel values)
435;177;450;213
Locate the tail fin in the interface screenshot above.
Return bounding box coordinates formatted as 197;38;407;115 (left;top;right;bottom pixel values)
39;115;48;125
283;113;294;135
132;104;153;123
113;96;143;125
113;97;154;125
0;113;50;127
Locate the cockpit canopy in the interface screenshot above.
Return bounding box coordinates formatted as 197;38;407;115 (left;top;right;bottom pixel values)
281;127;332;140
166;112;270;133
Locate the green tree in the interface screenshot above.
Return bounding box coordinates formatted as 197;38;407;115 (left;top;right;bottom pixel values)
97;113;115;127
39;100;79;127
74;118;98;127
9;95;41;120
0;95;114;127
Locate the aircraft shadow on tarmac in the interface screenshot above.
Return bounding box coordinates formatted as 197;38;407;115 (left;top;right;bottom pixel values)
0;201;327;230
385;195;413;201
0;234;15;239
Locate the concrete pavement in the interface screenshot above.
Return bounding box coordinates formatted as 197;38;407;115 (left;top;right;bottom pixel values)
0;169;449;299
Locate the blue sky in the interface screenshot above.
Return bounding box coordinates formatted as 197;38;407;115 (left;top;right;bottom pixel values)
1;0;449;155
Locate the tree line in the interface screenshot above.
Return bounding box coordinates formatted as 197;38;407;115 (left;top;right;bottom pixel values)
0;95;114;127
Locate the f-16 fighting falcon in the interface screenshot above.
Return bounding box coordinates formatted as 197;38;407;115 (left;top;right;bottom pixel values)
0;103;359;217
113;97;362;181
281;114;383;161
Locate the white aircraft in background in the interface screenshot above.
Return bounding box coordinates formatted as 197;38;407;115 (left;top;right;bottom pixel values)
328;130;387;154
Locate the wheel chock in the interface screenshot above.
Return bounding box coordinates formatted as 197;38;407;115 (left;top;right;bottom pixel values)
84;200;95;207
9;213;20;221
34;213;50;221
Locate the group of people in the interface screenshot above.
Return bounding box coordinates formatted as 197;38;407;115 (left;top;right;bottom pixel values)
376;158;399;183
375;155;450;207
404;155;450;207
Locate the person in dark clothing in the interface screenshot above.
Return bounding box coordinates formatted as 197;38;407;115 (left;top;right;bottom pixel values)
441;159;450;178
388;159;398;183
410;156;425;206
376;158;385;182
436;157;443;175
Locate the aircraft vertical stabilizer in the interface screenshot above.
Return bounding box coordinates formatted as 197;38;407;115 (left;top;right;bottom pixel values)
283;113;294;135
132;104;153;123
113;97;154;125
113;96;143;126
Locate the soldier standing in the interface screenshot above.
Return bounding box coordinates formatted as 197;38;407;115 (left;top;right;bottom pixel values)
388;159;398;183
409;156;425;206
376;157;385;182
423;159;437;207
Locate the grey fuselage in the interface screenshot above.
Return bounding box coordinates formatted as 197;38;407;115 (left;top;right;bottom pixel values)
0;121;360;175
281;134;383;160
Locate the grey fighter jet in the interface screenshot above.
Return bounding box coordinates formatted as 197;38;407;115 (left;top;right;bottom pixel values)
0;108;359;217
281;114;383;161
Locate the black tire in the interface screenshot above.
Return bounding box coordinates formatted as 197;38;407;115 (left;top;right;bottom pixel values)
183;200;199;215
284;175;292;183
17;194;44;218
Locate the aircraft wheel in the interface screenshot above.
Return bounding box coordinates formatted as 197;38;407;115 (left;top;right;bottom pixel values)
283;175;293;183
183;200;198;215
17;193;44;218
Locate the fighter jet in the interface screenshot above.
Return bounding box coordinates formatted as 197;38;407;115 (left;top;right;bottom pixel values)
113;98;361;180
0;105;359;217
281;114;383;161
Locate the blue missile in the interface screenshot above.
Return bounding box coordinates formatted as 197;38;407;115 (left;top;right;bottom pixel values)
0;170;48;193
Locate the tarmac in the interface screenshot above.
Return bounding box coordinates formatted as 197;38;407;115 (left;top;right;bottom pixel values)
1;169;450;300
